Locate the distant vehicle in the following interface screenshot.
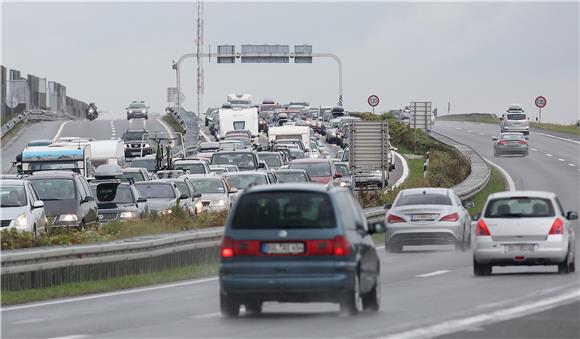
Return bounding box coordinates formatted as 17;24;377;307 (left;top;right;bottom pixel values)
134;180;188;216
273;169;312;183
181;174;237;212
18;144;94;178
122;168;153;182
472;191;577;275
86;103;98;121
0;179;48;234
89;139;125;168
218;106;259;139
173;159;211;175
268;125;312;155
27;171;99;229
332;162;353;189
384;188;472;253
288;158;340;184
158;178;203;217
195;141;220;160
156;170;186;179
227;93;252;108
210;151;265;171
126;101;149;120
500;104;529;135
122;129;152;158
129;157;159;173
219;184;385;316
257;152;284;170
493;133;529;157
223;171;273;192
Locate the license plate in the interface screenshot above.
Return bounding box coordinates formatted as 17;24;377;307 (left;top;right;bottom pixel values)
262;242;305;254
411;214;438;221
504;244;536;253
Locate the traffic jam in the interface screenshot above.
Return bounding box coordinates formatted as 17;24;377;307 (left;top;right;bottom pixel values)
1;93;577;318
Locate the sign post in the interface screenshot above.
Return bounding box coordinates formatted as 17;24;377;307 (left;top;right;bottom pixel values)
368;94;380;114
535;96;547;123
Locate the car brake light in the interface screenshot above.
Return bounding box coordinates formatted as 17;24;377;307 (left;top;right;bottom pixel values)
498;140;508;145
307;239;334;255
440;212;459;222
549;218;564;235
221;236;234;257
221;236;260;257
519;140;527;144
476;219;491;236
387;213;405;223
333;235;350;256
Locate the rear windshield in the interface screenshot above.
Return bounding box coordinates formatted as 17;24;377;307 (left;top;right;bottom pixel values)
395;193;452;206
506;114;526;121
135;184;175;198
122;171;146;182
174;163;206;174
484;197;555;218
231;192;335;229
211;153;257;170
225;174;268;189
289;162;331;177
276;172;308;183
189;179;226;194
501;134;524;140
259;154;282;167
91;183;134;204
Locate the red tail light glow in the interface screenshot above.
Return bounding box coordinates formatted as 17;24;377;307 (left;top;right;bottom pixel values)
498;140;508;145
221;237;259;257
549;218;564;235
333;235;351;256
387;214;405;223
476;219;491;236
440;212;459;222
518;140;527;144
221;236;234;257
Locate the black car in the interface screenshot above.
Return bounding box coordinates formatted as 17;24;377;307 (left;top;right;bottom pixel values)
90;181;149;223
219;184;385;317
123;129;152;158
27;171;98;228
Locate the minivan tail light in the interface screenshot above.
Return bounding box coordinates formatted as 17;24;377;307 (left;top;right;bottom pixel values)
221;237;260;257
440;212;459;222
221;236;234;257
307;239;334;256
549;218;564;235
476;219;491;236
387;213;405;223
333;235;351;256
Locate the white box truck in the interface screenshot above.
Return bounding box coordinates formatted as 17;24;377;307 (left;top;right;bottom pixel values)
89;140;125;168
268;125;312;156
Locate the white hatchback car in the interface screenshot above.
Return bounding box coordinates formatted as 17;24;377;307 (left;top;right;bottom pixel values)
0;179;48;234
472;191;577;276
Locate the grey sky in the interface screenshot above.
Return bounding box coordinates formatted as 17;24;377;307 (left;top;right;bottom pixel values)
2;1;578;123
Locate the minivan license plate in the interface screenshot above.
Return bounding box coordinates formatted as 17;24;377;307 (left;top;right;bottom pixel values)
262;242;305;254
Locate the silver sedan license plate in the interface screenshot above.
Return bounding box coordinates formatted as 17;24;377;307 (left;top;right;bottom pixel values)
504;244;536;253
411;214;438;221
262;242;304;254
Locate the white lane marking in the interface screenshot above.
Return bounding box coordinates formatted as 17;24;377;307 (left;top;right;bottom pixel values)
568;163;576;167
52;121;70;142
11;317;47;325
455;127;462;130
46;335;87;339
199;128;211;142
416;270;450;278
483;159;516;191
111;137;116;140
558;158;565;162
390;152;409;190
192;312;221;319
1;277;218;312
531;148;538;151
534;132;580;145
478;133;485;136
382;289;580;339
156;118;174;139
467;130;473;133
546;153;553;157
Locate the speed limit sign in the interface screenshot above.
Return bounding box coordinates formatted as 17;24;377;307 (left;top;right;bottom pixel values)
368;95;380;107
535;96;547;108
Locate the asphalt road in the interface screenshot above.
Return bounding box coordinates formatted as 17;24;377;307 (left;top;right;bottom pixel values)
1;120;578;338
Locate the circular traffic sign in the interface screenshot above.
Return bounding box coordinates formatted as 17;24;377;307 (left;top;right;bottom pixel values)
368;95;380;107
535;96;547;108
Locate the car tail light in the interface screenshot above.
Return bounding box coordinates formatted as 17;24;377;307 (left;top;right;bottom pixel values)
221;236;234;257
476;219;491;236
333;235;351;256
440;212;459;222
307;239;334;256
221;236;260;257
498;140;508;145
387;213;405;223
549;218;564;235
519;140;527;144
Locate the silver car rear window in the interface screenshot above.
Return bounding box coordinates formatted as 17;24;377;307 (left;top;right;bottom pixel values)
484;197;555;218
395;193;452;206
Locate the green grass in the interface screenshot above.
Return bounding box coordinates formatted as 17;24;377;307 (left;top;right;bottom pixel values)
468;167;506;215
1;264;218;306
162;114;185;134
436;114;499;124
530;122;580;136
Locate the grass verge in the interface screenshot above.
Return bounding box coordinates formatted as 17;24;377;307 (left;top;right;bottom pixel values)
467;167;507;215
1;120;27;142
1;264;218;306
530;122;580;136
436;114;499;124
162;114;185;134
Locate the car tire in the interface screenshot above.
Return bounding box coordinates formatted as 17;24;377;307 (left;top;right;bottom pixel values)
245;302;263;315
340;274;362;315
145;115;149;120
33;223;38;236
220;293;240;317
473;258;492;276
362;271;380;312
524;151;529;157
127;116;131;120
456;239;466;252
558;251;572;274
570;256;576;273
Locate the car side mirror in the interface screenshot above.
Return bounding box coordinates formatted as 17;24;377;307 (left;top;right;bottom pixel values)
492;137;498;141
82;196;95;203
193;193;202;199
566;211;578;220
32;200;44;209
471;213;481;221
257;162;266;169
368;222;386;234
524;136;529;140
384;203;392;210
179;193;188;200
137;197;147;203
463;201;475;209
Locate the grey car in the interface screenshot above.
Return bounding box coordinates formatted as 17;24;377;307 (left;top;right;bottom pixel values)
472;191;577;276
385;188;472;252
181;174;237;212
493;133;529;157
134;180;188;216
159;178;203;216
90;181;149;223
0;179;47;234
274;169;312;183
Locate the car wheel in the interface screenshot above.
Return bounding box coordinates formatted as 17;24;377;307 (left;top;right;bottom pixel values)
456;239;466;252
145;115;149;120
569;255;576;273
473;258;492;276
524;151;529;157
340;274;362;315
220;293;240;317
465;228;472;250
558;251;572;274
362;271;380;312
127;116;131;120
245;302;263;315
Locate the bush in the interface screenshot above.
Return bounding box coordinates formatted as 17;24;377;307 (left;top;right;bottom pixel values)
427;150;470;187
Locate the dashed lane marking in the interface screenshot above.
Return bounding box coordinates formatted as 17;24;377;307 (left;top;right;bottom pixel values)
531;148;538;151
558;158;565;162
416;270;450;278
546;154;553;157
568;164;576;167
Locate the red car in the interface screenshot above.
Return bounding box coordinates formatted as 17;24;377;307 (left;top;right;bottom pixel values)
288;159;341;184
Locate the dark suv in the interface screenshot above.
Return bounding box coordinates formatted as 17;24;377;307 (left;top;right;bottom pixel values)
126;101;149;120
219;184;385;317
27;171;99;228
122;129;152;158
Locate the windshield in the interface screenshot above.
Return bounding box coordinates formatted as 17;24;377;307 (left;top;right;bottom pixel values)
231;192;335;229
225;174;268;189
276;172;308;183
211;153;257;170
91;183;134;204
124;132;147;140
484;197;555;218
174;182;191;197
259;154;282;167
395;193;452;206
506;114;526;121
130;159;156;171
174;163;207;174
335;164;350;176
135;184;175;198
30;179;76;200
189;179;226;194
29;162;79;172
289;162;331;177
0;186;27;207
122;171;146;182
129;103;146;109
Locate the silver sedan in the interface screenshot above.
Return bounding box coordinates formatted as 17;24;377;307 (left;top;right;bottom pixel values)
493;133;528;157
472;191;577;276
385;188;472;252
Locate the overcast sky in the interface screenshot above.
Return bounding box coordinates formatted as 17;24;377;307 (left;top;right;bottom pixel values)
2;1;578;123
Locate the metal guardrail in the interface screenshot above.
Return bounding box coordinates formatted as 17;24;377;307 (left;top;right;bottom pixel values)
1;112;29;138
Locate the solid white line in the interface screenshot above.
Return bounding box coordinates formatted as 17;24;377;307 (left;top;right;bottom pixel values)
192;312;221;319
483;158;516;191
382;289;580;339
546;154;553;157
199;128;211;142
52;121;70;142
11;317;47;325
478;133;485;136
558;158;565;162
46;335;87;339
568;164;576;167
531;148;538;151
467;130;473;133
534;132;580;145
390;152;409;190
455;127;462;130
1;277;218;312
416;270;450;278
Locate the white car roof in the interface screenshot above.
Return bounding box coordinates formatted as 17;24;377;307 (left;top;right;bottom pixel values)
399;187;451;196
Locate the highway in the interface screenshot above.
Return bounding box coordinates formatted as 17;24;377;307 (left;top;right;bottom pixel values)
1;119;578;338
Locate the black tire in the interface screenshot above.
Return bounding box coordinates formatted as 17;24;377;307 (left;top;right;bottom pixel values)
558;251;572;274
456;239;466;252
145;115;149;120
220;293;240;317
127;116;131;120
340;274;362;315
570;257;576;273
362;273;380;312
33;224;38;237
473;258;492;276
245;302;263;315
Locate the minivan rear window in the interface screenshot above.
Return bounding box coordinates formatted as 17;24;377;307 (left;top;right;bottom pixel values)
231;192;335;229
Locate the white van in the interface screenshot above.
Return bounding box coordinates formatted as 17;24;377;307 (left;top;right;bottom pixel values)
218;106;259;139
500;104;530;135
89;140;125;168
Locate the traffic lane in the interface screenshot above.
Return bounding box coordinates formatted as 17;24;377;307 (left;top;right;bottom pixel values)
59;119;116;140
114;117;172;138
441;300;579;339
0;120;63;173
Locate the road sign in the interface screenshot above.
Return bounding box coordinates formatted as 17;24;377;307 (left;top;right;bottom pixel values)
6;96;18;109
535;96;547;108
368;95;380;107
